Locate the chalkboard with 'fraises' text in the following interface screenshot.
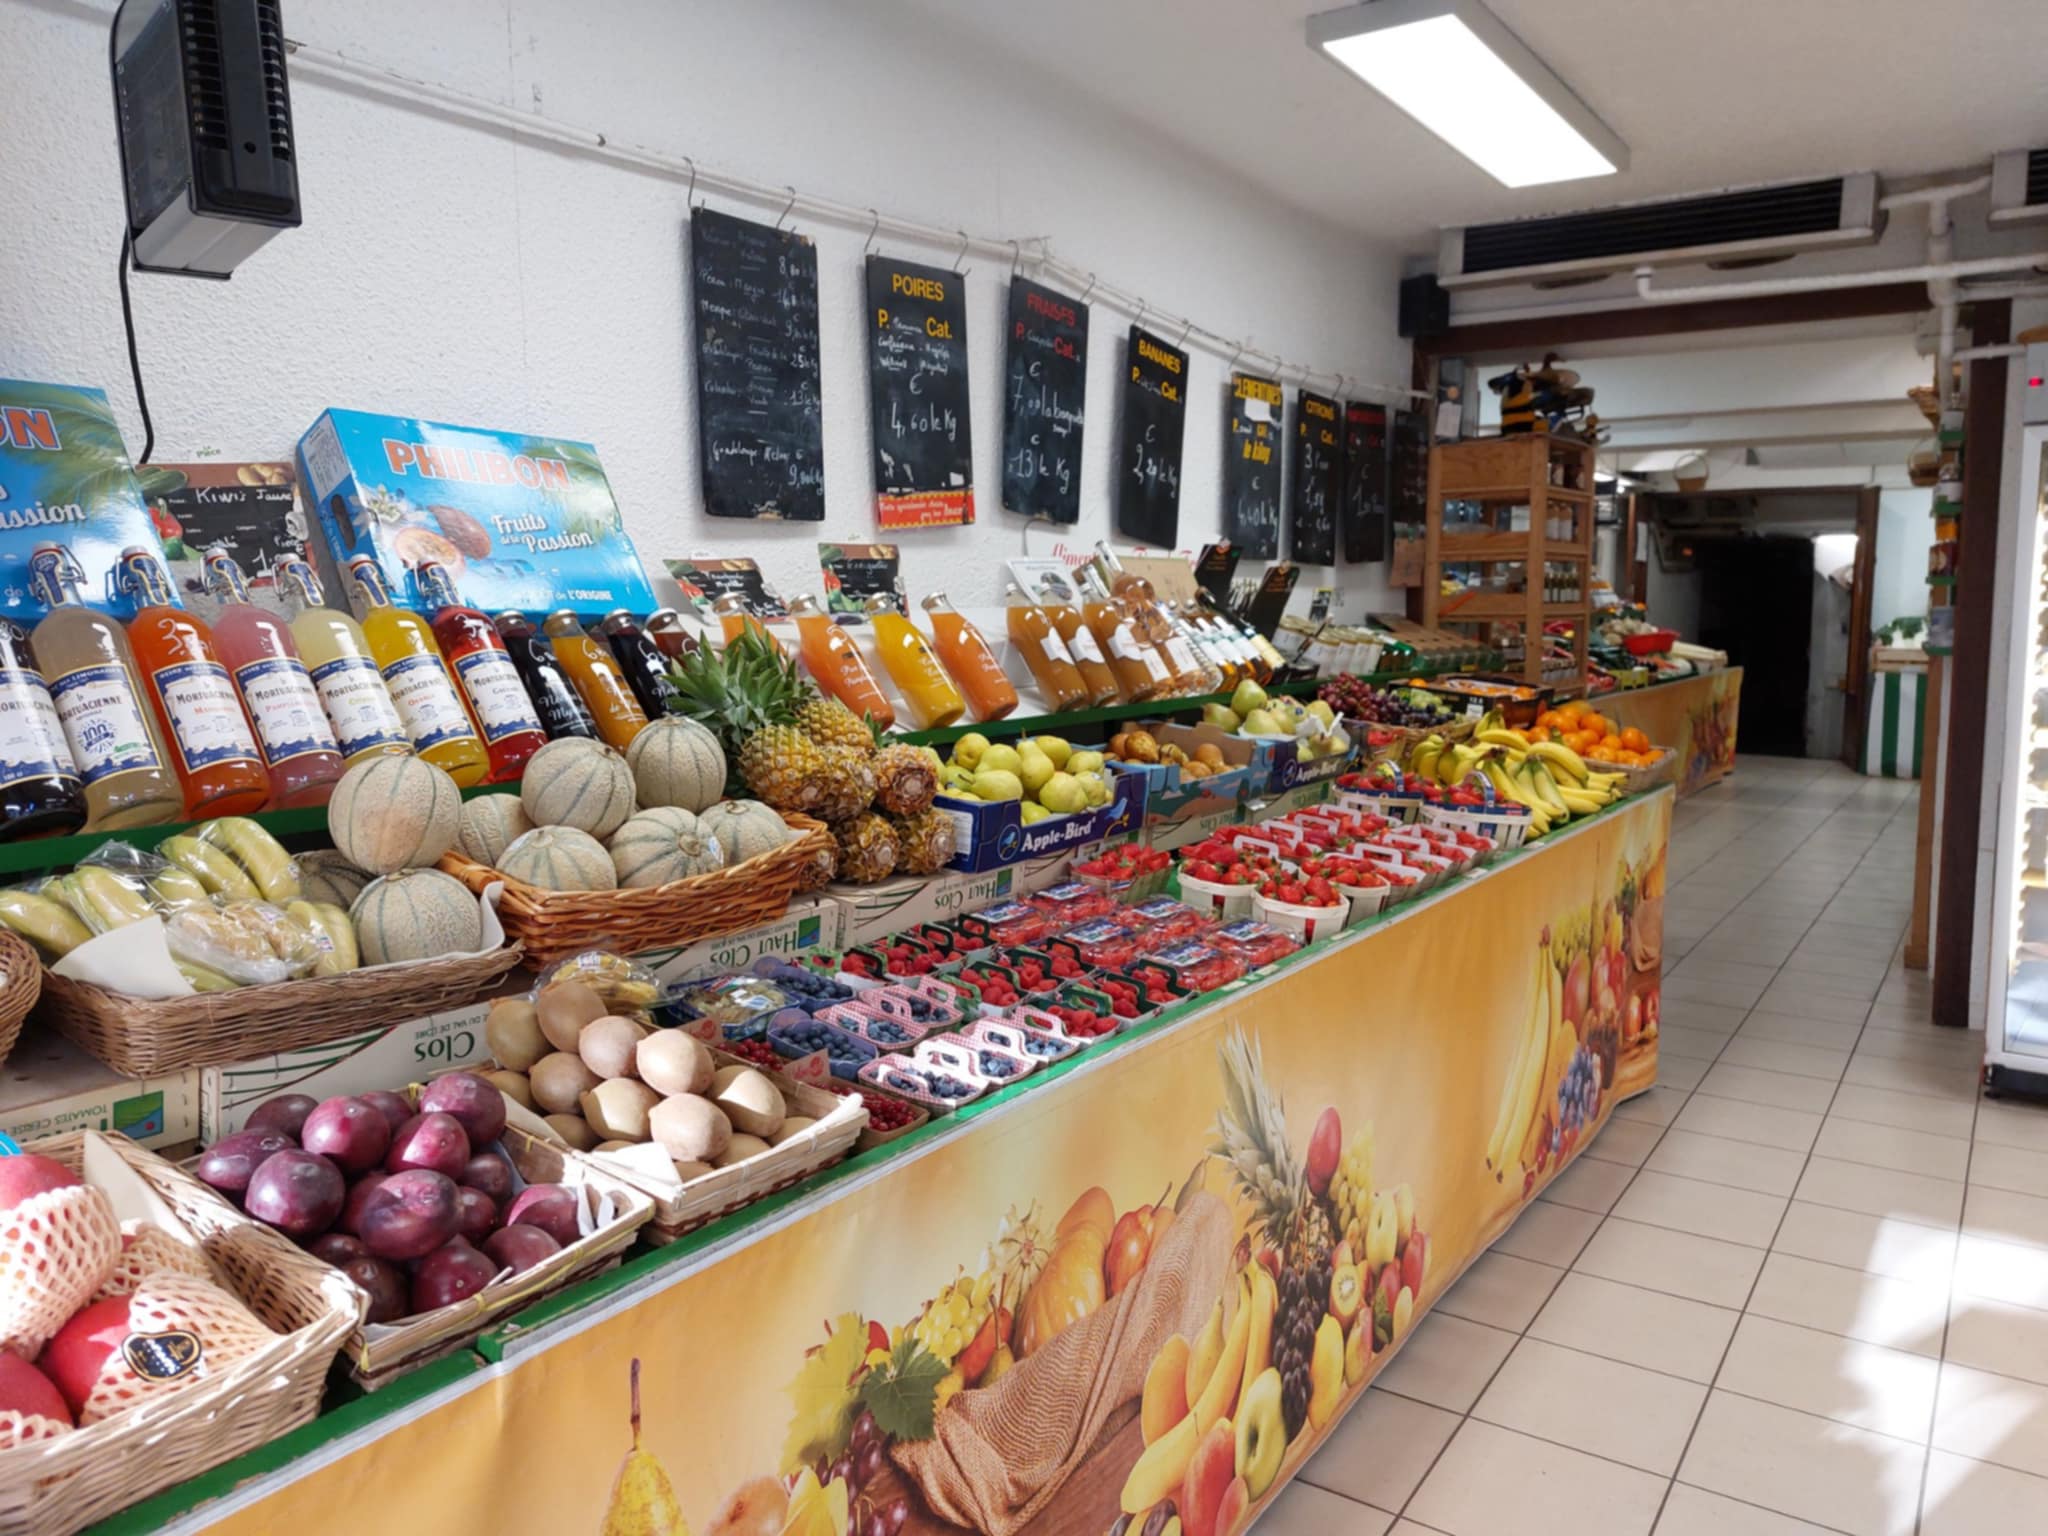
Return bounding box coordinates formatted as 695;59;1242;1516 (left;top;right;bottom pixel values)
1001;276;1089;525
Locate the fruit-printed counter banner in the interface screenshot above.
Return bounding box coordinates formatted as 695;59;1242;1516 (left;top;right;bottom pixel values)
295;407;657;622
1596;669;1742;799
198;793;1670;1536
0;380;176;623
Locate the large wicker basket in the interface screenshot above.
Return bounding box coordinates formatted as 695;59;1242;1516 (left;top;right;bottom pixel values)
0;1132;360;1536
35;942;524;1077
1613;746;1679;794
0;930;41;1072
440;812;833;970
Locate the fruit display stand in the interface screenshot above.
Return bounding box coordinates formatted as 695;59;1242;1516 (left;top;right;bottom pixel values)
78;787;1673;1536
1588;668;1744;799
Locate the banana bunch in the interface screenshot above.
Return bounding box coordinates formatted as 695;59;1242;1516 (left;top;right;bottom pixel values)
1407;734;1490;789
1470;727;1627;838
1485;935;1575;1178
170;817;302;902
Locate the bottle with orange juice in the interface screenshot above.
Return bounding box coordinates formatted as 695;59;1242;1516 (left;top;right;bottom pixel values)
920;592;1017;723
863;594;963;729
1076;567;1170;702
1033;575;1121;707
788;593;893;729
1001;582;1087;713
711;592;784;655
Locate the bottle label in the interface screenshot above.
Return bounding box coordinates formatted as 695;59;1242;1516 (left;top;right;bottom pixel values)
151;660;262;772
1065;626;1106;667
507;640;595;738
0;668;78;789
234;656;340;766
1164;637;1200;676
1038;629;1074;667
48;665;161;786
453;647;543;742
309;654;411;759
380;653;476;751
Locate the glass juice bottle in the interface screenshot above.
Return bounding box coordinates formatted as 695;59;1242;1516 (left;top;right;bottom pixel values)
202;552;345;808
712;592;785;655
0;617;86;840
1078;567;1170;703
1001;583;1087;713
346;556;489;787
117;547;271;817
788;594;894;729
645;608;696;661
1097;543;1202;695
495;611;596;741
920;592;1018;723
1169;600;1233;692
1035;577;1122;707
417;562;546;783
863;594;964;730
277;559;413;769
543;609;649;750
28;546;181;831
598;609;682;720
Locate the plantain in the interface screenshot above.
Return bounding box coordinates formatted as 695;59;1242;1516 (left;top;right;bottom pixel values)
197;817;300;901
175;959;242;992
0;888;93;957
160;835;262;900
60;867;156;933
145;865;211;909
288;899;359;976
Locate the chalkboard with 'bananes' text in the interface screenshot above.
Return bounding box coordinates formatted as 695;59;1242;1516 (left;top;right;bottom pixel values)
1002;276;1089;524
1117;326;1188;546
689;208;825;521
865;254;975;529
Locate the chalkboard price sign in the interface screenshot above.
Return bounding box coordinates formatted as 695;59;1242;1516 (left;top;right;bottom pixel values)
1224;372;1284;559
1342;400;1389;564
689;209;826;521
1290;390;1341;565
865;255;975;529
1117;326;1188;546
1002;277;1089;524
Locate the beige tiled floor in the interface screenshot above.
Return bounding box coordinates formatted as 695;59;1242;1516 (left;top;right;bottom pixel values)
1278;755;2048;1536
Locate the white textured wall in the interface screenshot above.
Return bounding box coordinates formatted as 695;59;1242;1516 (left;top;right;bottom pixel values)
0;0;1410;619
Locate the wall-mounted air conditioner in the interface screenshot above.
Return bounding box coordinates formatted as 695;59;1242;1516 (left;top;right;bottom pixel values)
1437;173;1882;289
1990;148;2048;227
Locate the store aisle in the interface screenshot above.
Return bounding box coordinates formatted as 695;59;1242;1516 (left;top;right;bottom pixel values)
1282;756;2048;1536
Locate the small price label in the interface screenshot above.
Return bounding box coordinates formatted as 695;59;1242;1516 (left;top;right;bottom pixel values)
683;1016;722;1044
784;1049;831;1086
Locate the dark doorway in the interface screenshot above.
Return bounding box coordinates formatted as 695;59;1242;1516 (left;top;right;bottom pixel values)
1695;535;1813;755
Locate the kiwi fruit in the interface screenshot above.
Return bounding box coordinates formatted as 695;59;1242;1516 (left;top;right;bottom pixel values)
636;1030;714;1098
545;1113;599;1151
716;1132;770;1167
484;1069;536;1111
710;1066;785;1139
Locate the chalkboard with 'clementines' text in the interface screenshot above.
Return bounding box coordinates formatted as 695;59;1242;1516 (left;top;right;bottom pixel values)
1225;372;1284;559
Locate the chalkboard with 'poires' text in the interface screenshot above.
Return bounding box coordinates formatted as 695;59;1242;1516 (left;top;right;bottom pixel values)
1001;276;1089;524
1290;390;1340;566
865;255;974;529
689;208;825;521
1117;326;1188;546
1225;372;1284;559
1342;400;1389;564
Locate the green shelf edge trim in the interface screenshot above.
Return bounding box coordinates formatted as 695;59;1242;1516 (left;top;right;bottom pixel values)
0;783;515;880
1925;644;1955;656
73;789;1664;1532
1927;574;1957;588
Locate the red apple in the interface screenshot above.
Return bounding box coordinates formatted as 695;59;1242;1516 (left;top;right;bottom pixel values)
342;1255;408;1323
417;1072;506;1146
195;1130;296;1202
357;1170;461;1261
453;1186;498;1243
36;1296;130;1418
337;1172;391;1236
0;1352;71;1429
1181;1417;1238;1536
1304;1107;1342;1197
242;1149;345;1238
0;1153;82;1211
482;1224;561;1276
1401;1230;1428;1299
1215;1475;1250;1536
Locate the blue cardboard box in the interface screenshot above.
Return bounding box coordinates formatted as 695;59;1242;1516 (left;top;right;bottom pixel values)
935;767;1149;873
0;381;177;622
296;408;656;620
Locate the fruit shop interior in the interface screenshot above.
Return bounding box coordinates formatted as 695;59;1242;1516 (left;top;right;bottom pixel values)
2;1;2048;1534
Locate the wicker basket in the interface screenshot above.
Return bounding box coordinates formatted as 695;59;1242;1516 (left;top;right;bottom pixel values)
440;813;832;970
341;1109;655;1390
1612;747;1678;795
0;930;40;1073
35;942;524;1077
0;1132;359;1536
630;1046;867;1245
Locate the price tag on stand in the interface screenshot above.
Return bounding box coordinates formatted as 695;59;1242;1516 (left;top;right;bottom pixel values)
782;1050;832;1087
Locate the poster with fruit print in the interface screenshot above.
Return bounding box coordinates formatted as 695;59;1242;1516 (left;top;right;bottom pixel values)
1595;669;1744;799
195;793;1670;1536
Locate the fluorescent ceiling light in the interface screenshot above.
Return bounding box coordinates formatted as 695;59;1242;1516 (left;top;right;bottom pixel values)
1308;0;1628;188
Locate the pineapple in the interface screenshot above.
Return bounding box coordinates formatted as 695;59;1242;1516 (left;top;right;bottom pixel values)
871;743;939;817
672;628;816;797
738;726;828;813
891;807;956;876
793;837;837;892
1213;1028;1331;1438
794;698;877;756
832;813;899;884
813;746;878;823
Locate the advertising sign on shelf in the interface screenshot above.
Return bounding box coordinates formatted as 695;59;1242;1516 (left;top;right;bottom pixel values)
819;542;903;621
297;407;656;621
865;256;975;529
147;461;315;623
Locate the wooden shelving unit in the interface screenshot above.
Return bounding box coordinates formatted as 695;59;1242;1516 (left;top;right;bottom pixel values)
1422;434;1595;689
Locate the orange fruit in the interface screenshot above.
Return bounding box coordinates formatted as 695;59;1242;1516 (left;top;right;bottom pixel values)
1600;733;1623;750
1620;726;1649;752
1582;713;1610;737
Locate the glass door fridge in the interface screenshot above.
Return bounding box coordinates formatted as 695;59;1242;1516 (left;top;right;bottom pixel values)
1988;423;2048;1087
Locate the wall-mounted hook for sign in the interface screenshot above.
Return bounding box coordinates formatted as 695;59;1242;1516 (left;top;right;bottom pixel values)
952;230;971;275
1079;272;1099;304
685;158;699;210
1134;300;1149;334
1009;240;1022;279
1177;319;1193;351
1227;342;1246;374
863;210;880;257
774;187;797;230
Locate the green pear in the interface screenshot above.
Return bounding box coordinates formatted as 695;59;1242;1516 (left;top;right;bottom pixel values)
1020;801;1052;824
952;732;992;769
1017;746;1056;796
970;769;1024;802
1306;699;1336;728
978;743;1023;777
1032;735;1073;769
1066;750;1106;774
1038;771;1088;813
1241;708;1285;736
1203;702;1243;731
1230;679;1269;718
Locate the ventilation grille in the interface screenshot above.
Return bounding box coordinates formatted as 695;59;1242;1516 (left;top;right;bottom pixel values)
256;1;293;162
1460;180;1850;275
2029;149;2048;208
177;0;228;152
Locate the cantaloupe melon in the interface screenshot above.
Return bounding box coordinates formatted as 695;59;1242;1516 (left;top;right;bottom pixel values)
699;799;791;863
627;717;726;813
327;756;462;875
457;792;532;866
608;808;725;889
499;826;617;891
298;849;372;909
520;738;635;837
350;869;483;964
